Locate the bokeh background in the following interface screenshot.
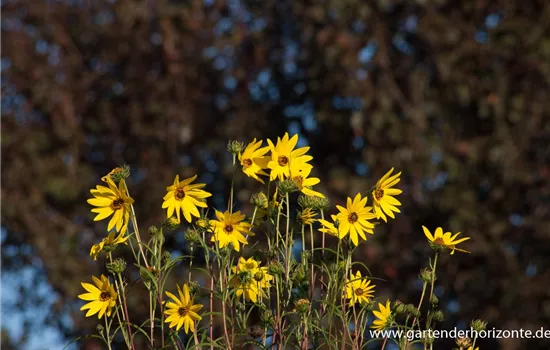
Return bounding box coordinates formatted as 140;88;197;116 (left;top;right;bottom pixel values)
2;0;550;349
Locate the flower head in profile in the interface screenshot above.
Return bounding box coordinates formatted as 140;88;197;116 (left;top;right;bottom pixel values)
372;168;402;222
335;193;376;246
256;188;279;222
422;226;470;254
162;175;212;223
89;224;130;260
289;164;324;198
164;284;203;334
318;215;340;237
267;133;313;181
88;177;134;232
239;138;270;184
371;300;392;330
345;270;375;305
210;210;252;252
298;208;317;226
101;165;130;183
79;275;117;319
231;257;273;303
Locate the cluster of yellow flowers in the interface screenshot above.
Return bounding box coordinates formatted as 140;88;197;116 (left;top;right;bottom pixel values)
78;133;475;349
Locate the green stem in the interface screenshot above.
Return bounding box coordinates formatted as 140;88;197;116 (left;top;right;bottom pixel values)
104;315;113;350
108;254;134;350
309;224;315;300
285;193;291;284
426;252;439;331
229;154;237;214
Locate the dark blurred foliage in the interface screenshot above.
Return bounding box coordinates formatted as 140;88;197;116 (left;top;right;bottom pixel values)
2;0;550;348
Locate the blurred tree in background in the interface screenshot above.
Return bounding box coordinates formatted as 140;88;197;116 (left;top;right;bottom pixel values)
2;0;550;348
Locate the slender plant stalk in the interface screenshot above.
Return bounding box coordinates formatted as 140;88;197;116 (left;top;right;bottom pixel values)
104;315;113;350
220;263;232;349
309;224;315;300
108;253;135;350
209;273;214;350
284;193;291;284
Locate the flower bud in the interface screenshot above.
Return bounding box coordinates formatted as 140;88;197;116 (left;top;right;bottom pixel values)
432;310;444;322
235;299;246;312
148;226;159;236
251;192;269;209
163;216;180;230
297;195;316;209
419;268;433;283
162;251;172;265
195;218;210;232
405;304;420;317
260;309;274;327
102;165;131;183
254;270;265;282
188;281;200;295
227;140;245;155
394;300;406;314
277;179;298;195
471;319;487;332
185;228;201;244
430;294;439;305
292;265;307;284
268;261;284;276
455;336;472;349
312;197;330;211
295;299;311;314
96;324;104;334
106;258;127;274
424;335;435;346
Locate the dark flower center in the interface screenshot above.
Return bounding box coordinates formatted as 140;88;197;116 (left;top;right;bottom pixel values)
100;291;111;301
355;288;364;296
374;189;384;200
433;238;445;245
348;212;359;223
224;225;234;233
112;198;124;210
178;307;189;317
278;156;289;166
243;158;253;167
175;188;185;199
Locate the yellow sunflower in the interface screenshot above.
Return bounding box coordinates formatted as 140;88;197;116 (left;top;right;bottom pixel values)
267;133;313;181
422;226;470;254
210;210;252;252
88;177;134;232
78;275;117;319
231;257;273;303
239;138;270;184
345;270;375;305
372;168;402;222
371;300;392;330
89;224;130;260
289;164;324;198
162;175;212;223
164;284;203;334
335;193;376;246
298;208;317;225
318;215;340;237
